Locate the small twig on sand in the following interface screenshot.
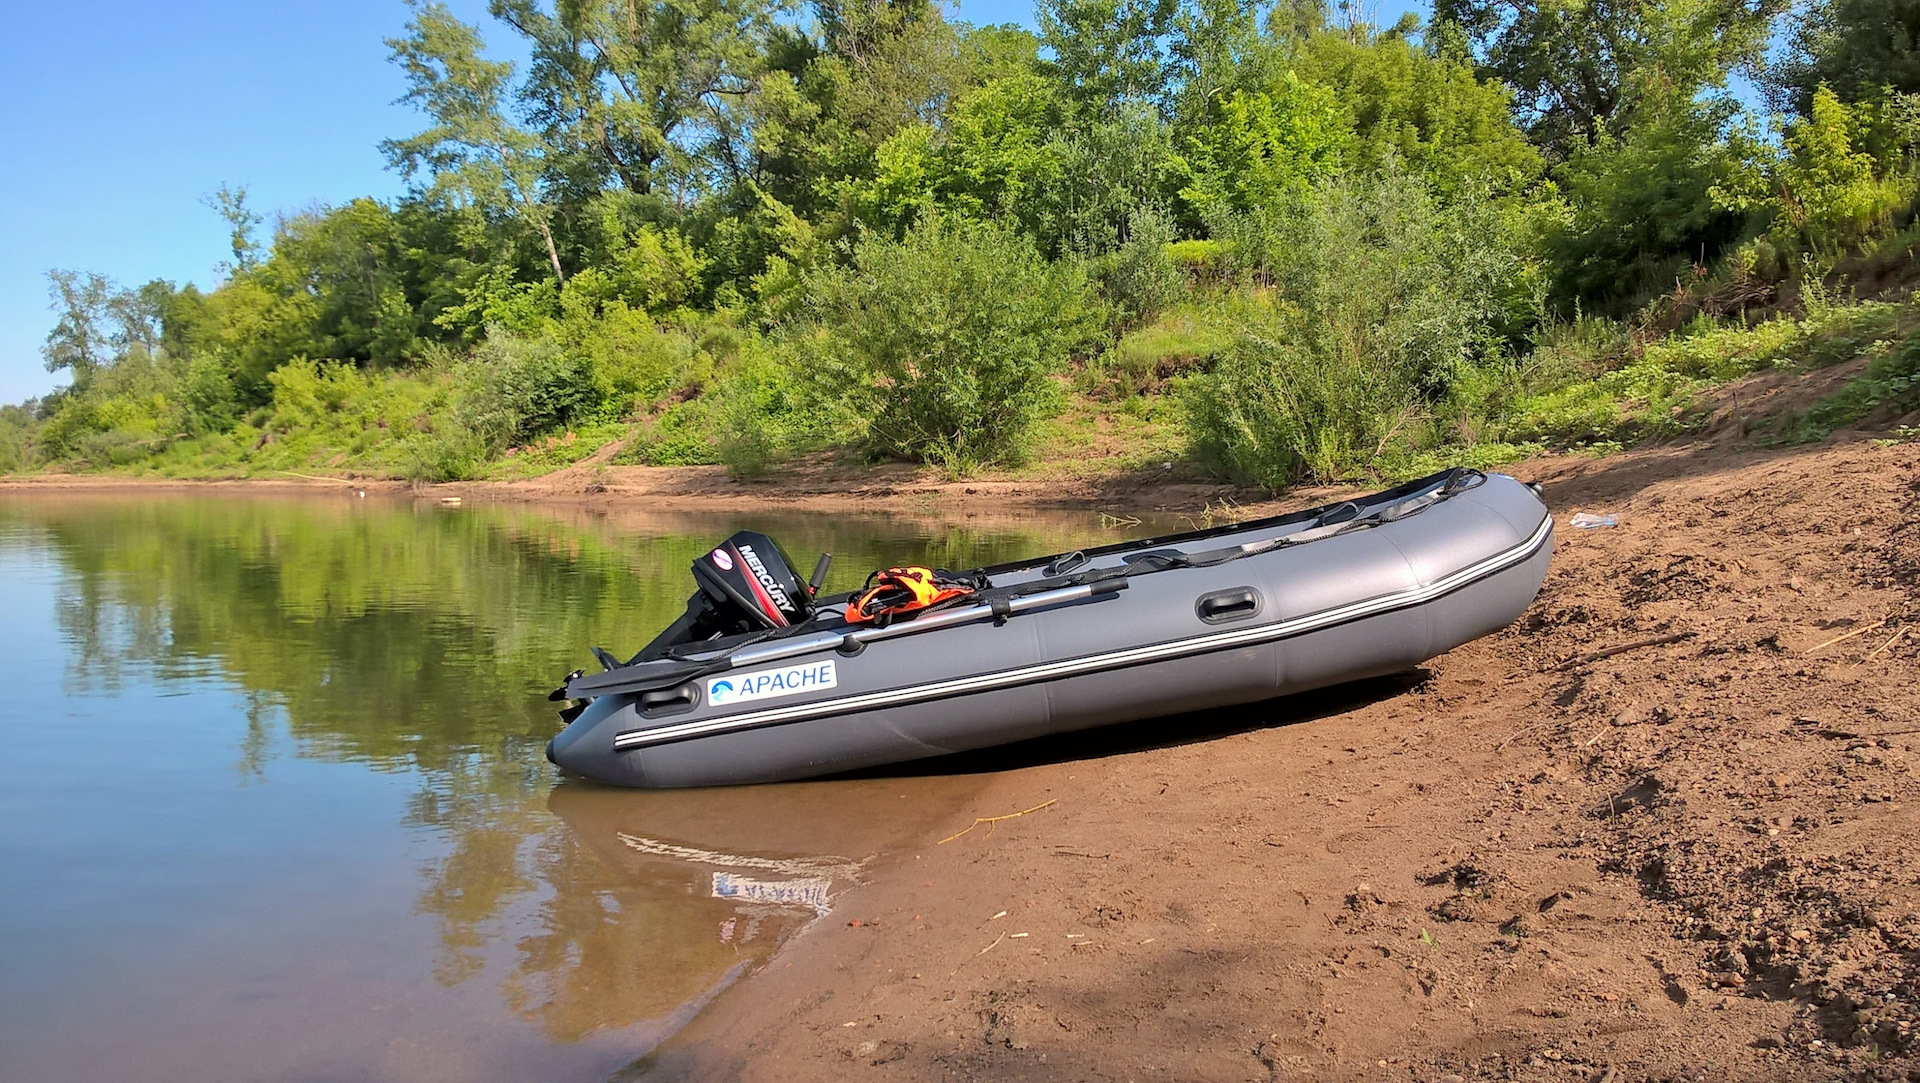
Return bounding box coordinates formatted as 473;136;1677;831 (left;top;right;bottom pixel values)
952;932;1007;974
1805;619;1888;654
1850;627;1909;669
1551;631;1696;672
938;799;1057;845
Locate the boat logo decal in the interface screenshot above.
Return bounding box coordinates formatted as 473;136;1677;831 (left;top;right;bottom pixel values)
708;660;837;706
736;543;794;613
710;548;734;571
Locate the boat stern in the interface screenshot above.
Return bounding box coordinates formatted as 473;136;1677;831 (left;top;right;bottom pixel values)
546;695;652;787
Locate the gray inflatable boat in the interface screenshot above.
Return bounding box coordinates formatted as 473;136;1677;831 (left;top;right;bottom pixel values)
547;468;1552;788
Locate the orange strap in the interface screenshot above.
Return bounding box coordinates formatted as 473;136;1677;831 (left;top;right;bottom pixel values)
845;567;978;625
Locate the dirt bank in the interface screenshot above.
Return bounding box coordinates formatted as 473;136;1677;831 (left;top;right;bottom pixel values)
618;436;1920;1082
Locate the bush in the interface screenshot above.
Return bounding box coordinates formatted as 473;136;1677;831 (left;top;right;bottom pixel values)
1100;207;1187;326
556;302;701;416
617;397;724;467
180;355;242;434
0;405;32;472
1713;86;1915;255
1185;170;1540;485
451;331;597;452
398;427;485;482
709;338;837;478
801;216;1098;472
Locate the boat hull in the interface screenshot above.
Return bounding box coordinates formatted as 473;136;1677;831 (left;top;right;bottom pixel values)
548;472;1553;788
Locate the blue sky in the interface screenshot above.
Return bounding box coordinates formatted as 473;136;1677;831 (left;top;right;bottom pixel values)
0;0;1418;405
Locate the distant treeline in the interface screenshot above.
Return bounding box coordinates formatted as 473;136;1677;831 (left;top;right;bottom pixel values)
5;0;1919;483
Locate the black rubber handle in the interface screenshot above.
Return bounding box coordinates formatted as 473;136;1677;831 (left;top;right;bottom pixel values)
639;685;699;717
1196;587;1261;623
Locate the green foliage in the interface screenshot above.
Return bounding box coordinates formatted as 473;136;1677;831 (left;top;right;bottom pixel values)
1100;206;1188;325
0;404;33;473
451;333;597;452
848;74;1068;243
384;2;565;282
1185;170;1541;484
1788;328;1920;439
1098;303;1234;396
618;397;725;466
1776;0;1920;111
1049;105;1177;254
1166;238;1230;281
20;0;1920;491
709;339;832;476
1293;27;1543;194
1434;0;1786;155
1506;300;1912;446
801;215;1096;470
561;221;708;316
1173;75;1347;223
1038;0;1177;113
1549;77;1743;310
1714;87;1915;252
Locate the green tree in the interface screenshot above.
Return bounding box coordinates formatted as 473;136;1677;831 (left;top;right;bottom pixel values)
1548;74;1743;308
385;1;567;283
1172;74;1348;223
1187;169;1539;484
1170;0;1279;125
847;74;1070;242
203;183;264;274
1432;0;1787;156
42;271;117;389
1038;0;1178;114
1775;0;1920;111
1294;25;1544;193
486;0;793;203
1713;86;1915;248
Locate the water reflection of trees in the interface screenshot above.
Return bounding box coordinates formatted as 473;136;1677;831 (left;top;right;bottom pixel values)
4;494;1123;1044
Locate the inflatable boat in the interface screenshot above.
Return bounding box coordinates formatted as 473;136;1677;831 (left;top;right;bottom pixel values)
547;468;1552;788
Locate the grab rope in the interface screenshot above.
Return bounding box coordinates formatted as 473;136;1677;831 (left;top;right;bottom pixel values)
973;467;1488;606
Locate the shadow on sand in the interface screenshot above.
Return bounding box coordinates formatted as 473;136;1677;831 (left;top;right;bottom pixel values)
829;669;1432;782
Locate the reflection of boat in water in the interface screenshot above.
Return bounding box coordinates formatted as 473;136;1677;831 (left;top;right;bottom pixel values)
548;469;1554;787
544;776;981;957
526;782;924;1045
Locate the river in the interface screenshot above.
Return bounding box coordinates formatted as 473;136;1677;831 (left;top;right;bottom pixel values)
0;490;1161;1083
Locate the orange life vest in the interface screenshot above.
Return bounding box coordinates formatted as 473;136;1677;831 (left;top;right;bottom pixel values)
845;567;983;625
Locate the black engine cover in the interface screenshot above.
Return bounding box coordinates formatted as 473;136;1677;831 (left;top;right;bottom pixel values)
691;532;813;630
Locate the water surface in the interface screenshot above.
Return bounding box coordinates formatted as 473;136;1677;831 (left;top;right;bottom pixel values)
0;492;1156;1082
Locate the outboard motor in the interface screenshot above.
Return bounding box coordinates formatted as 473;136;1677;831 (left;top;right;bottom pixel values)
692;531;813;630
623;532;821;663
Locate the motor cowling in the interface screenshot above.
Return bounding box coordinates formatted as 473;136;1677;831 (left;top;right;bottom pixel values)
692;531;814;630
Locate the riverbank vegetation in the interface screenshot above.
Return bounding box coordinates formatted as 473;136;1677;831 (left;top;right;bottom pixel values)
6;0;1920;486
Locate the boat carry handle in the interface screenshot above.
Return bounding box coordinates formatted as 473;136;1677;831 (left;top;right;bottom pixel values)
639;685;700;717
1196;587;1262;624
